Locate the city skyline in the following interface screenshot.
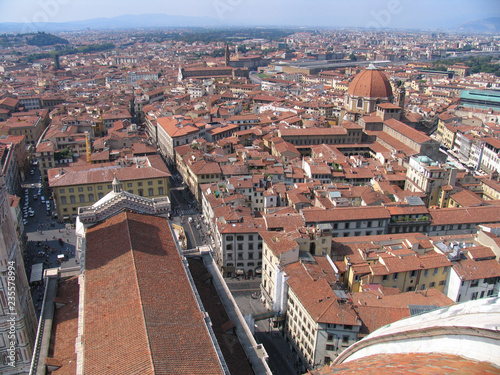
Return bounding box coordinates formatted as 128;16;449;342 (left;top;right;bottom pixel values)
0;0;499;30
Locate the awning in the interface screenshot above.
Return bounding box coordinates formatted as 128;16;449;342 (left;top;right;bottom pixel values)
255;267;262;274
30;263;44;283
236;269;244;275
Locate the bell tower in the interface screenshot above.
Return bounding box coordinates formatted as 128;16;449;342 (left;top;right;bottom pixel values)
225;43;230;67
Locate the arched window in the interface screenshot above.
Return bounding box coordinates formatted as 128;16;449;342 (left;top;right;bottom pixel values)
357;98;363;108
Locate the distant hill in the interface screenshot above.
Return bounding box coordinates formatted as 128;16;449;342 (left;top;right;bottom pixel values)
26;32;69;46
456;17;500;34
0;13;227;33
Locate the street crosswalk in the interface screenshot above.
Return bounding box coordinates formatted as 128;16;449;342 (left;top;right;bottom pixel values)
177;208;198;216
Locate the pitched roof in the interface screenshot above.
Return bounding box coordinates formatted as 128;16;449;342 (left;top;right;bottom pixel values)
301;206;390;223
84;212;224;375
430;206;500;226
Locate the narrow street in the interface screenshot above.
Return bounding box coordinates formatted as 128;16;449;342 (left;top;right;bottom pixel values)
22;166;78;318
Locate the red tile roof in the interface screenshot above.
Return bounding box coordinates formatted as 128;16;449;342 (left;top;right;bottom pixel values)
84;212;224;375
302;206;390;223
48;276;79;375
313;353;500;374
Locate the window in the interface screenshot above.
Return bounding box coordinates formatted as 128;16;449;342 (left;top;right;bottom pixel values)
158;187;164;195
88;194;94;202
158;180;163;184
472;292;478;300
226;236;233;241
87;186;92;191
382;275;388;281
421;284;426;290
107;185;112;189
79;195;85;203
127;183;132;187
69;188;74;193
429;281;435;287
138;189;143;196
149;188;154;196
439;280;445;286
237;235;244;241
342;336;349;344
98;192;103;199
471;280;479;287
70;196;76;204
138;182;142;187
61;196;67;205
410;270;417;277
98;186;102;190
327;334;333;341
326;344;335;351
393;273;398;280
60;189;65;194
237;244;243;251
424;269;429;277
78;187;83;192
324;357;331;365
226;244;232;251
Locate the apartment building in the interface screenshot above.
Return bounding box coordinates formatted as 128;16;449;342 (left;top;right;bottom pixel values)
301;206;390;238
285;258;361;372
428;206;500;236
332;234;451;293
155;116;201;164
444;244;500;302
2;115;44;145
404;155;459;207
215;218;264;278
481;137;500;174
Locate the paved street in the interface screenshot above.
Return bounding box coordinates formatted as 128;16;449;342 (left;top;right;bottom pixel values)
227;278;298;375
168;170;297;374
22;167;78;318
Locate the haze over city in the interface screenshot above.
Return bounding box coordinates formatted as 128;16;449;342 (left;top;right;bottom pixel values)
0;0;499;29
1;0;500;374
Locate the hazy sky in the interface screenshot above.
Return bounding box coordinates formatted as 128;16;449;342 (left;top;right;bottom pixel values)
0;0;498;29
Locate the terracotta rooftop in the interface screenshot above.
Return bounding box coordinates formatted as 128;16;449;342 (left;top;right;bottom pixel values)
84;212;224;375
311;353;500;375
47;276;79;375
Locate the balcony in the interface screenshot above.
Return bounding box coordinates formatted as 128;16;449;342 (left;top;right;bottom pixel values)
389;216;430;225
